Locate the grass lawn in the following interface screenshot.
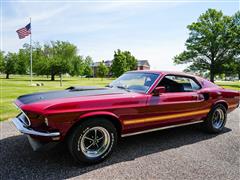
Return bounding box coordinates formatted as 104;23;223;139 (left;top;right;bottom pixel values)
215;81;240;91
0;75;113;121
0;75;239;121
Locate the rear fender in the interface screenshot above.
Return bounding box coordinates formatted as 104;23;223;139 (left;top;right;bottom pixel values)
212;100;228;110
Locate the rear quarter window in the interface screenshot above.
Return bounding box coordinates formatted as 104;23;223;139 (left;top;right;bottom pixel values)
159;75;201;92
201;79;220;88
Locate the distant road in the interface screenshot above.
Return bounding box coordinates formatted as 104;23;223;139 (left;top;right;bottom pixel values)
0;108;239;179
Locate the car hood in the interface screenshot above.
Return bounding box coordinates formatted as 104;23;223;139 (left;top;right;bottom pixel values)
15;86;146;115
17;86;128;105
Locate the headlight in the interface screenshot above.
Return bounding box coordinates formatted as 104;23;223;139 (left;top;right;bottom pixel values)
17;113;31;127
14;104;31;126
24;112;46;128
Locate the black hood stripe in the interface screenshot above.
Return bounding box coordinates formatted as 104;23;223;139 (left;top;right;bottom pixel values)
18;87;127;104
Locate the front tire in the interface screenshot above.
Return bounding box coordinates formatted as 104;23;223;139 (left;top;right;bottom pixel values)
204;104;227;133
68;118;117;164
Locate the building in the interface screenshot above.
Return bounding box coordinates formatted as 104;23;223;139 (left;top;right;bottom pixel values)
92;60;112;77
92;60;150;77
137;60;150;70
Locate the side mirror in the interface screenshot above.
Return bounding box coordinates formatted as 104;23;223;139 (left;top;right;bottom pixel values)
153;86;166;96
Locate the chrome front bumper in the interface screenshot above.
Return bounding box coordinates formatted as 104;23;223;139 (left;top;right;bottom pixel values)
12;117;60;137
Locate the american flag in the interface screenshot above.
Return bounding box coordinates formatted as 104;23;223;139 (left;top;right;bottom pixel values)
16;23;31;39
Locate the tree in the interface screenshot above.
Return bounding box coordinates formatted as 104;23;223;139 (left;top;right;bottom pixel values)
235;58;240;80
69;55;85;76
17;41;89;80
174;9;240;82
37;41;78;81
84;65;93;77
124;51;137;70
83;56;93;77
183;64;209;78
0;51;4;73
97;61;109;79
222;57;240;80
33;43;50;76
111;49;137;77
17;45;30;75
111;50;127;77
231;12;240;79
4;52;17;79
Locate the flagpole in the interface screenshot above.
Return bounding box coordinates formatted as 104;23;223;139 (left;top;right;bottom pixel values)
30;17;32;85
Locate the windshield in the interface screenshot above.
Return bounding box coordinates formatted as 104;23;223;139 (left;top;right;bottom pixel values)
109;72;159;93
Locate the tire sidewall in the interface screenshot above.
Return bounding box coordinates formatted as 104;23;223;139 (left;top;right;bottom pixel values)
69;119;117;164
206;104;227;133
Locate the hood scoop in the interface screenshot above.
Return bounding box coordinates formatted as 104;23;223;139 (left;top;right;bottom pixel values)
66;86;106;91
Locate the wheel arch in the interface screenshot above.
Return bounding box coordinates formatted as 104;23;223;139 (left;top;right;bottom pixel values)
65;111;123;140
212;100;228;110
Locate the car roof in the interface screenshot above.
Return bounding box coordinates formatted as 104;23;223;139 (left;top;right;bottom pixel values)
129;70;199;78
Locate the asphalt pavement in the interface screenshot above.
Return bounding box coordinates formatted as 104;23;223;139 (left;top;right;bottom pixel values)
0;108;239;180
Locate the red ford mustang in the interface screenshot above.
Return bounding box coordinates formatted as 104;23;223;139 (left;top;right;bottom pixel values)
12;71;239;164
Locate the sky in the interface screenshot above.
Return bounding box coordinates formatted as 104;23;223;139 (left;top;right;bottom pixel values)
1;0;239;71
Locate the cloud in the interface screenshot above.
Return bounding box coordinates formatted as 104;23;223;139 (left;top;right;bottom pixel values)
4;1;236;71
92;39;188;71
3;3;71;31
3;1;180;34
1;1;186;71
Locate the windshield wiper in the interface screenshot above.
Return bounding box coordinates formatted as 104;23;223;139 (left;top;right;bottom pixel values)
107;84;131;92
116;85;131;92
106;84;113;88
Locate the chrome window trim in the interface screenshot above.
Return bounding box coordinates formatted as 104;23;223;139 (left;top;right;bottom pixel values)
163;74;202;91
145;73;162;94
147;73;203;94
111;71;161;95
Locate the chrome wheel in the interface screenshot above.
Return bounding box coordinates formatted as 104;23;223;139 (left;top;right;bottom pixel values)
79;127;111;158
212;108;225;129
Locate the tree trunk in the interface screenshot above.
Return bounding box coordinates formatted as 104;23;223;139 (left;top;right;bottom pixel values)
210;71;215;83
51;74;55;81
210;63;215;83
6;73;9;79
51;67;55;81
238;73;240;81
60;73;62;86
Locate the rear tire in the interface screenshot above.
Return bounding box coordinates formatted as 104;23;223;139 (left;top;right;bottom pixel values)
68;118;117;164
203;104;227;133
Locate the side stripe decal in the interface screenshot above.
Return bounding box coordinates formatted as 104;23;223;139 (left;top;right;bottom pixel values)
229;104;238;109
123;109;210;125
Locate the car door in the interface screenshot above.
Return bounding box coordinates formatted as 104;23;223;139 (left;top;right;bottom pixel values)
132;75;210;130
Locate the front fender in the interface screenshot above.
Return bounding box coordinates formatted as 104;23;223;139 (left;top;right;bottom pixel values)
79;111;119;120
78;111;124;130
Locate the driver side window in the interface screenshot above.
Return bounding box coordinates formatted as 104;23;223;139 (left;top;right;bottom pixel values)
158;75;201;93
